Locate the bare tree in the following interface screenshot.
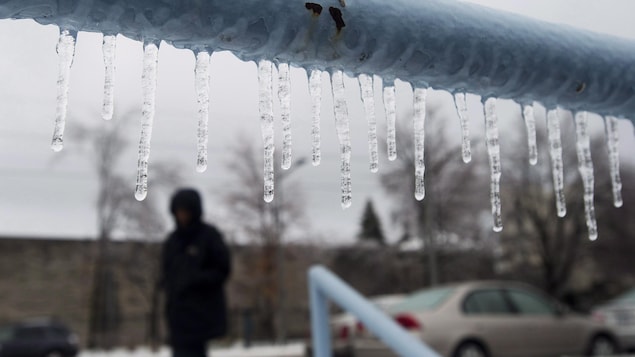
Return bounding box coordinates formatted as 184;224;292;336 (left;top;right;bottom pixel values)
380;99;488;286
68;111;181;348
219;134;307;342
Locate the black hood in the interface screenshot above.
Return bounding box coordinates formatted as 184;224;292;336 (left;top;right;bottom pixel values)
170;188;203;223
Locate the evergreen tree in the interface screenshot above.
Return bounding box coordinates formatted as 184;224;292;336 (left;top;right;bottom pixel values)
358;199;386;245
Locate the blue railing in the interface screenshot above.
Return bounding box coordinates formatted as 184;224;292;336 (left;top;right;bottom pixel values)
308;265;441;357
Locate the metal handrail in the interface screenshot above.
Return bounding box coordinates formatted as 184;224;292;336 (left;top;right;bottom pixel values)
308;265;440;357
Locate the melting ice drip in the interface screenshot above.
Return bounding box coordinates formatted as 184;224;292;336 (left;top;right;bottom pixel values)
134;41;159;201
43;29;628;238
50;29;76;152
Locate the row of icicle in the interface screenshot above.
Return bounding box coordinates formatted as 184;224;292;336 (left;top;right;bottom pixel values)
50;30;624;239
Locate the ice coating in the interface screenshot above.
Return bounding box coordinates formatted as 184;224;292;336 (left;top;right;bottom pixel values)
605;116;623;208
134;41;159;201
278;62;292;170
309;69;322;166
331;70;352;209
50;29;76;152
575;112;598;241
522;104;538;165
413;87;427;201
453;92;472;163
358;74;378;173
258;59;275;203
383;83;397;161
194;50;211;173
484;98;503;232
547;109;567;217
101;34;116;121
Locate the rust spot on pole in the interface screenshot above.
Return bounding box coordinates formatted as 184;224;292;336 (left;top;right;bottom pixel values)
329;7;345;33
305;3;323;16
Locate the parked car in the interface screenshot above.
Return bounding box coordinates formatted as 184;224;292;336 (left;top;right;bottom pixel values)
344;281;620;357
0;319;79;357
332;294;404;341
593;287;635;352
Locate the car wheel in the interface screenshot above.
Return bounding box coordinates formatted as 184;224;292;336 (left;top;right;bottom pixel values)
588;335;618;356
453;341;489;357
44;351;63;357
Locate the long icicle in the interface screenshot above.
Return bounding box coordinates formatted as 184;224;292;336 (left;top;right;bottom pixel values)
258;59;275;203
309;69;322;166
50;29;77;152
134;40;160;201
383;81;397;161
413;87;427;201
547;109;567;217
194;50;211;173
575;112;598;241
359;74;378;173
101;34;117;121
331;70;352;209
522;103;538;165
278;62;292;170
605;116;623;208
484;98;503;232
453;92;472;163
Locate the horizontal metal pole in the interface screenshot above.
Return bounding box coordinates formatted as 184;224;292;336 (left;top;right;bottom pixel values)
308;265;440;357
2;0;635;120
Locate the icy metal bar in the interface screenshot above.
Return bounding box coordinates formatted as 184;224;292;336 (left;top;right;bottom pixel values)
2;0;635;119
308;265;440;357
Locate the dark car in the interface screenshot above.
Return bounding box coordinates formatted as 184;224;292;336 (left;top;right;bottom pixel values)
0;319;79;357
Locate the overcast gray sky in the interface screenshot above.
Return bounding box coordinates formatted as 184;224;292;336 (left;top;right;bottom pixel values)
1;0;635;243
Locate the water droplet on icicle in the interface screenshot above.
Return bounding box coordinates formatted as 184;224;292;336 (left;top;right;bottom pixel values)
51;29;77;152
331;70;352;209
547;109;567;217
278;62;292;170
413;87;427;201
194;50;211;173
484;98;503;232
575;112;598;241
134;41;160;202
522;104;538;166
453;92;472;163
359;74;378;173
258;59;275;203
101;34;116;121
605;116;623;208
309;69;322;166
383;82;397;161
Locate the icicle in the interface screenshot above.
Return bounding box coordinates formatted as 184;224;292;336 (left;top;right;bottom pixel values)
194;50;211;173
331;70;352;209
605;116;623;208
575;112;598;241
278;62;292;170
453;92;472;163
359;74;378;173
383;82;397;161
547;109;567;217
309;69;322;166
50;29;77;152
413;87;427;201
134;41;160;201
522;104;538;165
258;59;275;203
101;34;117;121
484;98;503;232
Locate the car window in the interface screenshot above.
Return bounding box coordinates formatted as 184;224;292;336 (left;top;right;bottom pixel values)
506;289;556;315
15;327;46;340
615;288;635;303
389;287;454;313
463;289;512;314
0;327;14;342
48;326;69;339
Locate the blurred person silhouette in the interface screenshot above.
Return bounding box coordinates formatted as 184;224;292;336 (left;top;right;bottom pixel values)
161;188;231;357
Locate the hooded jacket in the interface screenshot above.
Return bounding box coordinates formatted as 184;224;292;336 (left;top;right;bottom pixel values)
161;189;231;346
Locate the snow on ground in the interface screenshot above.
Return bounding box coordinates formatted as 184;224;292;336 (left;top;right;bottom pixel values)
80;343;306;357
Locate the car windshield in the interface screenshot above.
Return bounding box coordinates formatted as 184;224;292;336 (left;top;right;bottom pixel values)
614;288;635;304
0;327;14;343
389;287;455;313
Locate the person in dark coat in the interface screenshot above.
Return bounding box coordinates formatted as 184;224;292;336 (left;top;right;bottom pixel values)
161;188;231;357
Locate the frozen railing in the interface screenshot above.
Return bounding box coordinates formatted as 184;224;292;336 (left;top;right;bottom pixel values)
308;265;441;357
